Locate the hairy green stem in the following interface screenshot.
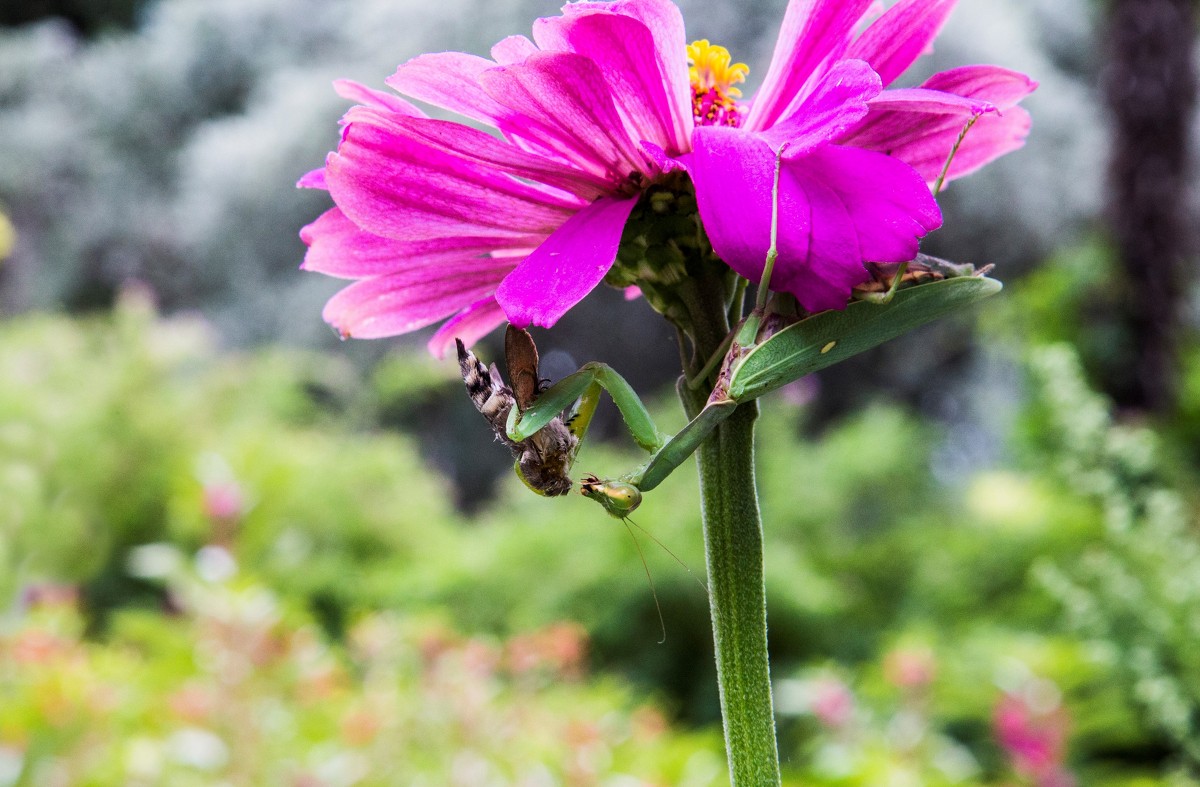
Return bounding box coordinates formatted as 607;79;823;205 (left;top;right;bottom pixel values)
676;270;781;785
686;389;778;783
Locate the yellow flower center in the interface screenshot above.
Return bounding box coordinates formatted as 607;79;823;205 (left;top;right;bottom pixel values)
687;40;748;127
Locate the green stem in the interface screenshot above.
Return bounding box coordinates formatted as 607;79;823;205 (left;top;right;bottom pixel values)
689;392;779;784
676;272;780;785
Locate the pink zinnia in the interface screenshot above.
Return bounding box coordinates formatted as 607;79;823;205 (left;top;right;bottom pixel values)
300;0;1035;356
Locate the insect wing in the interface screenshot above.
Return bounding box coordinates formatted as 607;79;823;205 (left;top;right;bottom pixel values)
505;324;542;412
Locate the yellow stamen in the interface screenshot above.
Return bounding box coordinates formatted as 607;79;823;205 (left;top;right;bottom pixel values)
687;40;748;127
687;40;748;98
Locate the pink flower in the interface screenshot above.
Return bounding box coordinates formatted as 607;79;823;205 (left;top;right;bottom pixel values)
883;645;937;690
202;480;244;523
810;676;855;729
300;0;1034;355
994;692;1075;787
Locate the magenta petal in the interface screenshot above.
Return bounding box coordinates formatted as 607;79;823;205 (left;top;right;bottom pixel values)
746;0;875;132
866;87;995;116
427;296;508;358
847;0;958;87
686;127;849;309
297;168;327;190
542;0;691;142
344;107;610;200
641;140;686;174
480;52;646;179
532;3;690;154
323;265;505;340
496;196;638;329
386;52;509;127
843;66;1036;184
760;59;882;156
682;127;775;284
325;111;580;242
491;35;538;64
688;127;940;312
923;65;1038;110
905;106;1032;183
605;0;692;149
918;67;1037;182
801;144;942;261
332;79;426;117
300;208;519;279
779;146;941;309
773;169;864;310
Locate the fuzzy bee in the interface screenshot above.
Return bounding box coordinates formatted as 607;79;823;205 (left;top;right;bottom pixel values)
456;326;579;497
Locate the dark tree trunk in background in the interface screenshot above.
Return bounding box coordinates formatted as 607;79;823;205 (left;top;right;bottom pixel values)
1104;0;1197;412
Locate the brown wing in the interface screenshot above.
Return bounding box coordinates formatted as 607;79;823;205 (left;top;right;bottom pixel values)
505;324;541;412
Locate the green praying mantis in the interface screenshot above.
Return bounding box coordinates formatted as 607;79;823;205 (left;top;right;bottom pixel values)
457;150;1002;519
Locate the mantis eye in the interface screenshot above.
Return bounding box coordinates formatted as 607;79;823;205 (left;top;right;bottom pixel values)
580;475;642;518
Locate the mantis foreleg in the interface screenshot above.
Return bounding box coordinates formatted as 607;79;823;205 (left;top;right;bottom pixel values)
627;398;736;492
507;362;665;453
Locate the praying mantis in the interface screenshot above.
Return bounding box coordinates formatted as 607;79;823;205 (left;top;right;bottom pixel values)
458;152;1002;518
459;260;999;518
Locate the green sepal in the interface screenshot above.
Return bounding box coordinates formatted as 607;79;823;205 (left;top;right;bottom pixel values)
729;275;1002;401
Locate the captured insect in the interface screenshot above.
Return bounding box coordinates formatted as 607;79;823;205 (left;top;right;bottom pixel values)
456;326;579;497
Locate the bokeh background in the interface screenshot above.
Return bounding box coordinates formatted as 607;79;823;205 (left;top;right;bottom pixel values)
1;0;1198;784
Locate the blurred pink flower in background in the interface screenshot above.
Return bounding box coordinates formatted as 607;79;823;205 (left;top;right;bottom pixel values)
810;675;856;729
201;481;244;523
20;583;79;612
300;0;1034;354
994;689;1075;787
884;645;937;691
506;621;588;680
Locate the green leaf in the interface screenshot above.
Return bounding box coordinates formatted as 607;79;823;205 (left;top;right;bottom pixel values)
730;276;1002;401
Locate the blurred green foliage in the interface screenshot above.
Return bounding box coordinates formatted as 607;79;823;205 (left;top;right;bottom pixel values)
3;246;1200;783
1032;346;1200;763
0;287;457;626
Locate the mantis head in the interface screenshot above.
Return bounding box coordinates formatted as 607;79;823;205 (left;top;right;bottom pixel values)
580;474;642;518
